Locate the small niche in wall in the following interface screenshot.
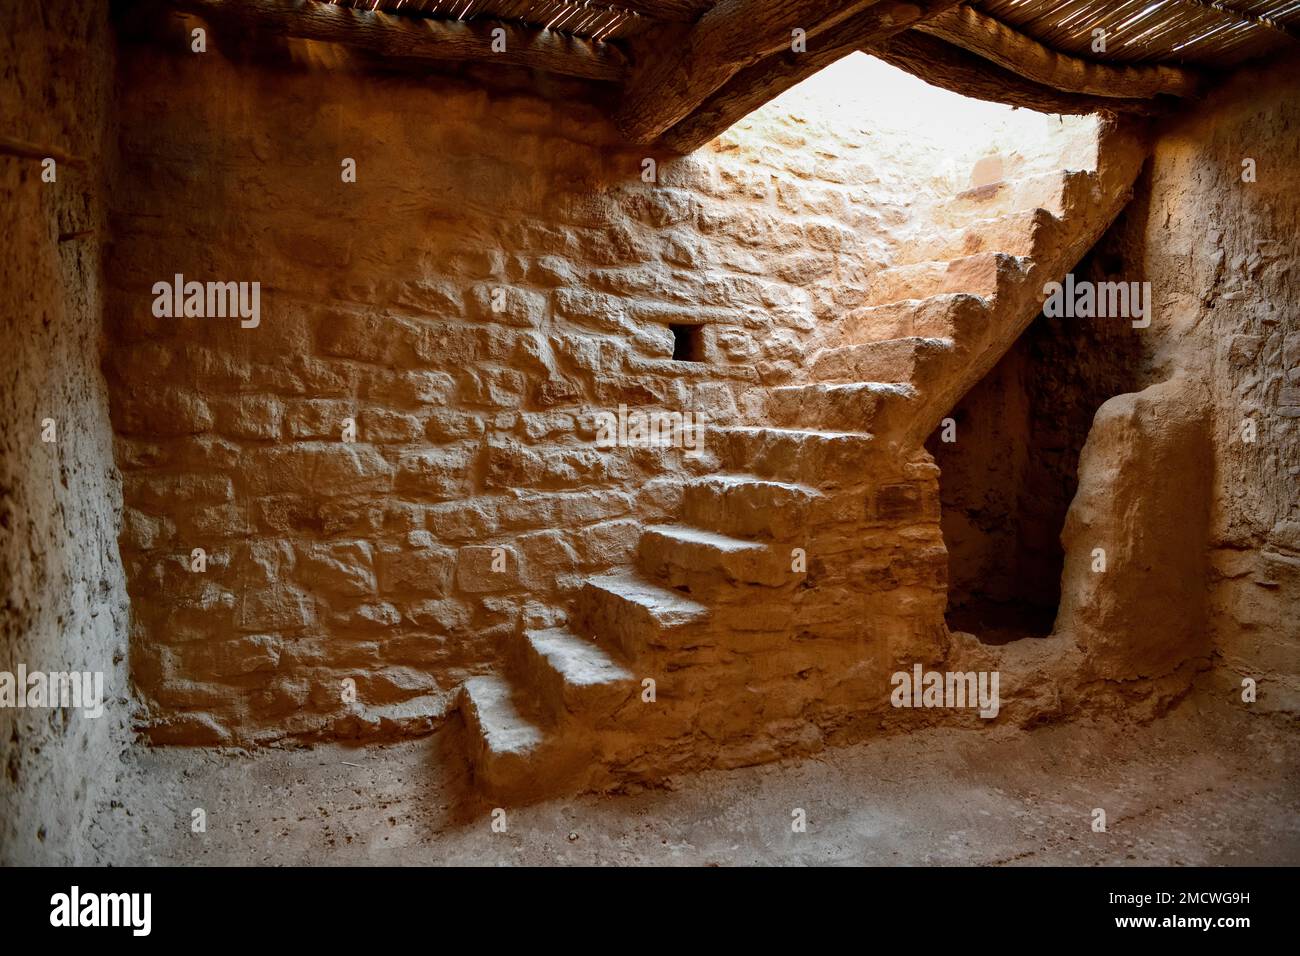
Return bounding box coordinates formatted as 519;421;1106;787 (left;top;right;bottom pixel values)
670;324;704;362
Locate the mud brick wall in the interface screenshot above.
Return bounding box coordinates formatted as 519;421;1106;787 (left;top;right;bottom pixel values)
105;36;983;745
1131;56;1300;707
0;0;132;862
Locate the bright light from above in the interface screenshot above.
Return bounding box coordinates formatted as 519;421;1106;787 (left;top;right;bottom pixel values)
764;52;1095;168
720;52;1098;206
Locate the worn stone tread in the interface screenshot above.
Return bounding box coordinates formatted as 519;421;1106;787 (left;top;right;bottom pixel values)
461;675;543;757
524;627;633;688
584;570;710;627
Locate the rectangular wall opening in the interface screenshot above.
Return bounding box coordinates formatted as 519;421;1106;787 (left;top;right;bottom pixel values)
670;323;704;362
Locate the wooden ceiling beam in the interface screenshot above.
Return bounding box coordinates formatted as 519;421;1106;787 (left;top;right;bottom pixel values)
915;5;1203;99
613;0;893;145
165;0;630;81
869;29;1170;116
660;0;963;153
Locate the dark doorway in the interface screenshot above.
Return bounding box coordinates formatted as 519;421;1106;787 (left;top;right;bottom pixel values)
926;283;1143;645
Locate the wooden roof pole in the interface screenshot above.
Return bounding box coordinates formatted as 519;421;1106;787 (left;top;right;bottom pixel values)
613;0;890;145
915;5;1203;98
164;0;630;81
870;29;1169;116
660;0;964;153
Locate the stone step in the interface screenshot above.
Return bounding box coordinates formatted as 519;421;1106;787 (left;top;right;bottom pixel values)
515;627;635;721
813;336;955;385
638;524;793;593
933;168;1094;229
893;208;1058;266
710;425;876;485
767;381;915;433
459;674;543;800
832;292;991;345
681;473;822;540
863;252;1026;308
575;570;710;659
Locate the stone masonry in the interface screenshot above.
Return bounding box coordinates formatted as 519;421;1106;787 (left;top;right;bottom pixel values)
105;32;1137;792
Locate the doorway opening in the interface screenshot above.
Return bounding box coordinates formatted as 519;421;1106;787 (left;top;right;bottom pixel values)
926;276;1143;645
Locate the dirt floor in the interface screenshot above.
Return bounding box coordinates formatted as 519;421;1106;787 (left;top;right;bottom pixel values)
82;691;1298;866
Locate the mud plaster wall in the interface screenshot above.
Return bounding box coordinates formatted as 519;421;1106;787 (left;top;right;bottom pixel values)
107;33;1092;745
1058;56;1298;703
927;286;1143;626
0;0;132;864
1143;56;1300;708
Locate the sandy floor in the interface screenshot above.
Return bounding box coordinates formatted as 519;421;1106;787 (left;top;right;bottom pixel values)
85;692;1298;866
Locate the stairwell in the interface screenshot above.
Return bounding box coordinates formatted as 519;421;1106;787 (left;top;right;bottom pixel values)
458;120;1149;803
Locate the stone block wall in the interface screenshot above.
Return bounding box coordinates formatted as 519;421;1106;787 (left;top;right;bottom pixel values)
106;34;981;745
104;23;1107;747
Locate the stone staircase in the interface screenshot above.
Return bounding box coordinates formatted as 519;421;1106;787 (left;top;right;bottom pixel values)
457;122;1147;803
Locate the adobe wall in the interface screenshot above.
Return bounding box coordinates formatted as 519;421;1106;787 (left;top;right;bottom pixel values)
1105;55;1299;705
0;0;131;863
